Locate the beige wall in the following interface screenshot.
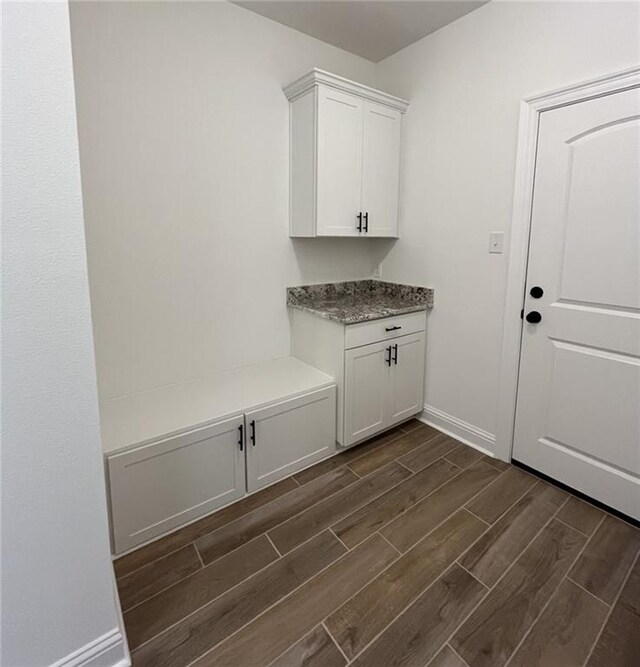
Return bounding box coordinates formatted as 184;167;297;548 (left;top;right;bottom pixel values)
2;2;125;664
376;1;640;452
71;1;640;450
70;1;388;400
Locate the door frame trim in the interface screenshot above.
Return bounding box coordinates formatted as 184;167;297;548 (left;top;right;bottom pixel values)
494;65;640;462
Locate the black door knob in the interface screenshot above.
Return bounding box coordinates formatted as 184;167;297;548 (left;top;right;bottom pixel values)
525;311;542;324
530;286;544;299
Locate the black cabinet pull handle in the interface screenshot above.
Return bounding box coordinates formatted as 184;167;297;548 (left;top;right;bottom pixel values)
393;344;398;365
385;346;392;366
363;212;369;233
357;212;363;232
250;420;256;446
238;424;244;451
530;286;544;299
385;325;402;332
525;311;542;324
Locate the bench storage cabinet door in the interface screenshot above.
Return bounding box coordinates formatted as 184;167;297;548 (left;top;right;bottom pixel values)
245;386;337;492
107;415;245;554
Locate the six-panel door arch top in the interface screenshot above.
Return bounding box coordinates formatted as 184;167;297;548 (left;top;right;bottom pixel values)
512;85;640;521
285;69;409;238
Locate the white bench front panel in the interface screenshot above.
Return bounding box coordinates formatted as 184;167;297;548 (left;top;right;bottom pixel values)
108;414;245;554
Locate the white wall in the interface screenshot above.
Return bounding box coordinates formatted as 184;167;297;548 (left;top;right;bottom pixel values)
1;2;127;665
375;1;640;454
70;1;390;401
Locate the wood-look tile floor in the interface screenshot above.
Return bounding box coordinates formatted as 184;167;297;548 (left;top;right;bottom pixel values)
115;421;640;667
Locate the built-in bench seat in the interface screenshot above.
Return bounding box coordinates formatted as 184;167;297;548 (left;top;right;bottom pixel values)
102;357;336;555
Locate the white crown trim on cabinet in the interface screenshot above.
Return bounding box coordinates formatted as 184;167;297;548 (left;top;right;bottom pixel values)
49;628;128;667
495;65;640;463
420;404;496;456
284;68;409;113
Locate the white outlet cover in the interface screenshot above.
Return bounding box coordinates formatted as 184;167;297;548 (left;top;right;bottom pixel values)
489;232;505;254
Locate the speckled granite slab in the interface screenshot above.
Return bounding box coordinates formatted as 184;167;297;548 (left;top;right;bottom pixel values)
287;280;434;324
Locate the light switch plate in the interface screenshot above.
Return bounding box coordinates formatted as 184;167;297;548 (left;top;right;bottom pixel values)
489;232;505;254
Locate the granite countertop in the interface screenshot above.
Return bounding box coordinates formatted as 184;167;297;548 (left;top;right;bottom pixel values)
287;280;434;324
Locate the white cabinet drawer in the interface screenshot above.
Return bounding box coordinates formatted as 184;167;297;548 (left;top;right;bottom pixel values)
344;311;426;349
107;415;245;554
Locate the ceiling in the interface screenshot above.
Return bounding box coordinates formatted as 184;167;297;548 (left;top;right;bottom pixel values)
233;1;488;62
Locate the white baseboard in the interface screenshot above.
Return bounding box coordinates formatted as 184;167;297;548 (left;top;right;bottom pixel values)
50;628;129;667
112;575;131;667
420;404;498;458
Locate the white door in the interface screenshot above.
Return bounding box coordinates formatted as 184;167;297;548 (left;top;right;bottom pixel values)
361;101;402;237
388;332;426;426
316;86;363;236
344;341;390;446
245;386;337;492
107;415;245;554
513;86;640;520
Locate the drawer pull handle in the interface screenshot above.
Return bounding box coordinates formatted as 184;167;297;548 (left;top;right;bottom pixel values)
393;344;398;365
250;420;256;446
385;325;402;332
238;424;244;451
385;346;392;366
357;212;363;232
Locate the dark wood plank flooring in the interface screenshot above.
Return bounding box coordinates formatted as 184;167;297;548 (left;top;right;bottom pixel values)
114;420;640;667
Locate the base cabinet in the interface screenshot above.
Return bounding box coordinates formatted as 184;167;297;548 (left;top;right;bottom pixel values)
246;386;336;492
107;385;336;555
292;309;428;448
107;415;245;554
344;332;425;446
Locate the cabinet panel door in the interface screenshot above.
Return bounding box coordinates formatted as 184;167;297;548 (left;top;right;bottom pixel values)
388;332;426;426
316;86;363;236
361;102;402;237
108;415;245;554
245;386;337;492
344;341;390;446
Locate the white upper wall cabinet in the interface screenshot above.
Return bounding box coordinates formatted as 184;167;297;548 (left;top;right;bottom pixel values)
284;69;409;238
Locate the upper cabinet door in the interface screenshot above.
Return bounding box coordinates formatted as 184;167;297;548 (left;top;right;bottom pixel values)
361;102;402;237
316;87;364;236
